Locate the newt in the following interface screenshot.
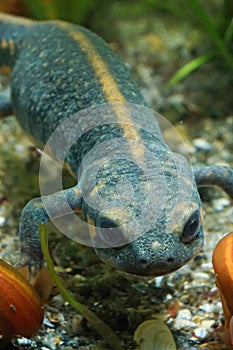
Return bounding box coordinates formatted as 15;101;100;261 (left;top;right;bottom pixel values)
0;12;233;278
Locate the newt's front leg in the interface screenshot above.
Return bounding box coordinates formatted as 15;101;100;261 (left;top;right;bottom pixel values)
17;185;82;276
193;165;233;199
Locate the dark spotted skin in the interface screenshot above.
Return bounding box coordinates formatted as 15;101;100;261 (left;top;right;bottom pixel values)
0;13;233;278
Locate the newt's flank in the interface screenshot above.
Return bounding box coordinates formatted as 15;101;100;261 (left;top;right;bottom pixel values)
0;12;233;279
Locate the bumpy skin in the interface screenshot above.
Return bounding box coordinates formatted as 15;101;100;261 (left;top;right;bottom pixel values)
0;13;232;277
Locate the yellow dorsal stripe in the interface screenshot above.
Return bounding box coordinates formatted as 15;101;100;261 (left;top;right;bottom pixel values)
58;22;125;104
58;22;145;162
0;65;11;73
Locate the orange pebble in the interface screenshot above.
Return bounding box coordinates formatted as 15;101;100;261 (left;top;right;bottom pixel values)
212;232;233;349
0;259;44;340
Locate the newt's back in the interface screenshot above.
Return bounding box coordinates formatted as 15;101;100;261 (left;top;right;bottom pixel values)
1;16;145;142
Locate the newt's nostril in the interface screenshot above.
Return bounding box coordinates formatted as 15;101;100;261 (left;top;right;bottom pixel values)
139;258;148;266
166;257;175;265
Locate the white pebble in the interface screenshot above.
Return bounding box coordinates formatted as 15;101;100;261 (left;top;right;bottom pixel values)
193;138;212;151
193;327;209;339
154;276;164;287
176;309;192;320
200;303;215;313
15;144;25;152
0;216;6;226
15;338;37;347
173;318;197;330
192;272;210;281
199;319;215;329
213;198;231;211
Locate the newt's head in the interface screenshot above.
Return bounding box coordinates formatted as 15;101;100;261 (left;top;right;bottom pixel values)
93;211;203;277
80;149;204;276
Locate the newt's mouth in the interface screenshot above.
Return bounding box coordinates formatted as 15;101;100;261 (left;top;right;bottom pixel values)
95;228;204;277
101;252;196;277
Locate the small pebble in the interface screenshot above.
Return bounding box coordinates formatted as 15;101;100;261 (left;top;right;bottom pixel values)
15;144;25;152
199;319;215;329
199;303;215;313
43;333;58;350
14;338;37;347
191;272;210;281
154;276;164;287
0;216;6;227
193;327;209;339
176;309;192;320
193;138;213;151
43;315;56;328
173;318;197;330
213;198;231;211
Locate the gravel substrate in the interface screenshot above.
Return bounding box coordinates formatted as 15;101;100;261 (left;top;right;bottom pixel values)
0;8;232;350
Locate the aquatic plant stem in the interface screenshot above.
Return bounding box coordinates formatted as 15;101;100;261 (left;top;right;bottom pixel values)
188;0;233;71
39;223;124;350
168;52;213;85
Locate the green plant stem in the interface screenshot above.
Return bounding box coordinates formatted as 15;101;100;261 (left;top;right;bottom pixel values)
224;18;233;46
188;0;233;71
39;223;124;350
168;52;213;86
224;0;233;24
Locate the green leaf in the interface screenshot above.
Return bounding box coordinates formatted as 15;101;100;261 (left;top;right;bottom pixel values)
39;223;124;350
224;18;233;47
167;52;213;86
188;0;233;71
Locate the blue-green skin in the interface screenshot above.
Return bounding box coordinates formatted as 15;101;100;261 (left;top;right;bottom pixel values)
0;14;233;277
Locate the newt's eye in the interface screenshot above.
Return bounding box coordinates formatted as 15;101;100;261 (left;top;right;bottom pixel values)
97;218;124;247
181;210;201;243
